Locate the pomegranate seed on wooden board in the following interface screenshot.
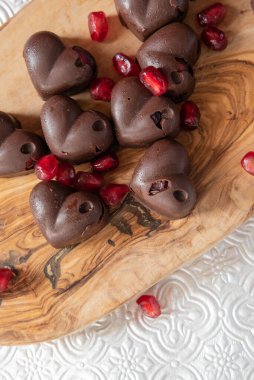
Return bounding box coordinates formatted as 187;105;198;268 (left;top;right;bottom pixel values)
99;184;129;207
90;77;115;102
75;171;104;192
198;3;227;27
88;11;108;42
181;101;201;130
35;154;58;181
91;153;119;173
201;26;228;51
241;152;254;176
56;162;76;186
0;268;14;293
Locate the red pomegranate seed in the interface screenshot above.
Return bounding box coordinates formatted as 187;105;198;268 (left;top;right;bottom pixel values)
181;101;201;130
136;295;161;318
56;162;76;186
99;184;129;207
0;268;14;293
75;171;104;192
35;154;58;181
241;152;254;176
91;153;119;173
90;77;115;102
88;11;108;42
139;66;168;96
201;26;228;51
113;53;141;77
198;3;227;27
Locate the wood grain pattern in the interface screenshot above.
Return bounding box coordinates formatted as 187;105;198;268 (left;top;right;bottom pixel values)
0;0;254;345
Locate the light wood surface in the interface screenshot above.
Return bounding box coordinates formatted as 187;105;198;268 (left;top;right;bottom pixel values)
0;0;254;345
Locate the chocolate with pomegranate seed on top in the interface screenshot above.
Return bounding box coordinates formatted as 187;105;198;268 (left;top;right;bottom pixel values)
41;95;114;164
130;139;197;220
111;77;180;147
23;31;97;100
137;22;200;102
114;0;189;41
0;112;48;177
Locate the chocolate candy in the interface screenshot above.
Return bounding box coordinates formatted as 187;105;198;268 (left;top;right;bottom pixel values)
41;95;114;163
0;112;48;177
114;0;189;41
130;139;197;219
23;31;97;100
111;77;180;147
137;23;200;102
30;181;109;248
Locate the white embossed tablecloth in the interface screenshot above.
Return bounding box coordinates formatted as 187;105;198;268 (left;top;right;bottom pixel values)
0;1;254;379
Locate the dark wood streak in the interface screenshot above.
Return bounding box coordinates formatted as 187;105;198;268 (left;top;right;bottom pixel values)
111;217;133;236
125;197;162;233
44;245;77;289
108;239;116;247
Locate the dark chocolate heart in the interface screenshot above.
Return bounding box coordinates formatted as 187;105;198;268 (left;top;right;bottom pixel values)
41;95;114;163
130;139;197;219
0;112;48;177
111;77;180;147
30;181;109;248
114;0;189;41
23;31;97;100
137;23;200;102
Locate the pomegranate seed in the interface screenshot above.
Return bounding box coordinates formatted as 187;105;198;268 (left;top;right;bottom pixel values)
181;101;201;130
201;26;228;51
0;268;14;293
241;152;254;176
35;154;58;181
198;3;227;27
75;171;104;192
113;53;141;77
56;162;76;186
91;153;119;173
139;66;168;96
99;184;129;207
90;77;115;102
136;295;161;318
88;11;108;42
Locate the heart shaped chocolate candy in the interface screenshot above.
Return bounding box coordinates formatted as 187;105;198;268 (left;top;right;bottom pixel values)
30;181;109;248
137;23;200;102
111;77;180;147
41;95;114;163
24;31;97;100
114;0;189;41
130;139;197;219
0;112;48;177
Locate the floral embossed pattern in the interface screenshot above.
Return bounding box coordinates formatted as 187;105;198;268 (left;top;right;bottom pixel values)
0;1;254;379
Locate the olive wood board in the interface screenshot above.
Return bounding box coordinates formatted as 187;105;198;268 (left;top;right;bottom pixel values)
0;0;254;345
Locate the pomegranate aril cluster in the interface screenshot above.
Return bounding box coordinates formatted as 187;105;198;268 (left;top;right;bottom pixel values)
198;3;228;52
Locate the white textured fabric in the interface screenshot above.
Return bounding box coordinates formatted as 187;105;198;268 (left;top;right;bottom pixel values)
0;1;254;379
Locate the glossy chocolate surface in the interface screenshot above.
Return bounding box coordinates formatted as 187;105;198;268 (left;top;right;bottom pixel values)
111;77;180;147
130;139;197;219
41;95;114;163
137;23;200;101
30;181;109;248
24;31;97;99
114;0;189;41
0;112;48;177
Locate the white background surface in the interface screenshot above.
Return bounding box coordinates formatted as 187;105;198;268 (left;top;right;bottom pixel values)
0;1;254;379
